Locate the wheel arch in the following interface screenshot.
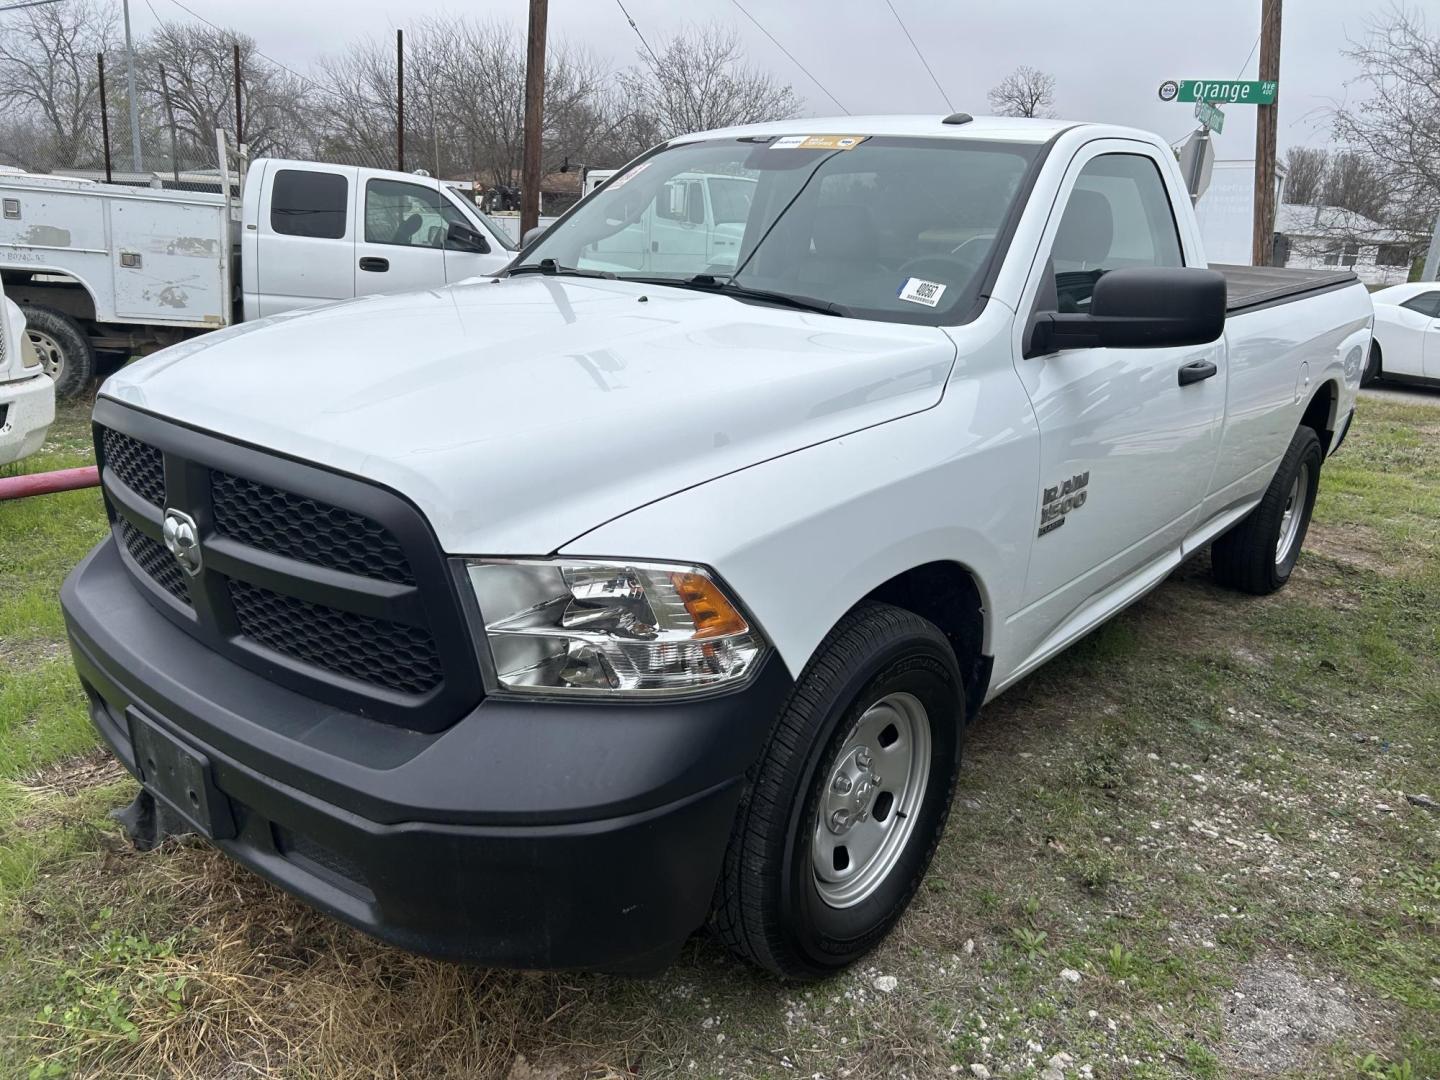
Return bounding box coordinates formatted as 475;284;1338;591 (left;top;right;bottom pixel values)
859;560;992;723
2;269;101;324
1300;378;1340;455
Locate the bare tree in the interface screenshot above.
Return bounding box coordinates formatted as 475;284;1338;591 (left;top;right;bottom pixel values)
1332;5;1440;232
1321;151;1394;221
141;22;312;166
0;0;117;170
614;23;801;141
986;66;1056;119
1283;146;1329;205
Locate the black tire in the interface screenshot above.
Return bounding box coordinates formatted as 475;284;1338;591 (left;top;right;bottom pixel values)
1212;425;1322;595
1361;341;1382;387
23;305;95;401
712;602;964;979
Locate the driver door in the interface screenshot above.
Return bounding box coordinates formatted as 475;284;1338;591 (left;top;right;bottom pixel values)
1011;143;1226;624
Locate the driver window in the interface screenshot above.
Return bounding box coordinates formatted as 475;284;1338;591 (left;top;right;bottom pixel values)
365;178;456;249
1400;292;1440;318
1045;153;1183;314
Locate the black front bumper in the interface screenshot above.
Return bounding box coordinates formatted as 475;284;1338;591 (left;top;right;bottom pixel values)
63;540;793;972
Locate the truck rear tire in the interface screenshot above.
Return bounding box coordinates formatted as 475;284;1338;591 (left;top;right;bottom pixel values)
1211;425;1322;595
23;305;95;402
711;602;964;979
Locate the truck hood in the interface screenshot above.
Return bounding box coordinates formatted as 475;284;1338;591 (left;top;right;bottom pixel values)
102;276;955;554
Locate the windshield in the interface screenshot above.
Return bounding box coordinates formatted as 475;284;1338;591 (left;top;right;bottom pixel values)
512;135;1041;323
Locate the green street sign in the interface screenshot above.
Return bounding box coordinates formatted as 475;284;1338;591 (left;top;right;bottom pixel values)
1194;100;1225;133
1159;79;1277;105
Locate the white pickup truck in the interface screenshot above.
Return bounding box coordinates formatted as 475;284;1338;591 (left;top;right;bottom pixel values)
62;115;1370;979
0;159;514;398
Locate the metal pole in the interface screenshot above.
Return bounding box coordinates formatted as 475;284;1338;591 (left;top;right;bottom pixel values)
96;53;112;184
397;28;405;172
121;0;143;172
1188;126;1210;203
1422;211;1440;282
1251;0;1281;265
158;64;180;184
233;43;244;149
520;0;548;237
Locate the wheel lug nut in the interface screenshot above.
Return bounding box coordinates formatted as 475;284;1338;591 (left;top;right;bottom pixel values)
830;809;851;831
857;751;873;769
832;774;852;795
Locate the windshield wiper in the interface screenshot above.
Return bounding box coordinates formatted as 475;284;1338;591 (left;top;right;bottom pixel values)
508;259;613;278
626;274;848;317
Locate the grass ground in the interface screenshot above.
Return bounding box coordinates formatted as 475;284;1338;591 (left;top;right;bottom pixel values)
1;396;1437;1080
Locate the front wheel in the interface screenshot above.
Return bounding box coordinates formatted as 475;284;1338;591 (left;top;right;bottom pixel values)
1212;425;1322;595
1361;342;1382;387
24;305;95;401
711;603;963;979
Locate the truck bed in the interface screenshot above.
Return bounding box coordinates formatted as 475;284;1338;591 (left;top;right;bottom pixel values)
1213;264;1359;314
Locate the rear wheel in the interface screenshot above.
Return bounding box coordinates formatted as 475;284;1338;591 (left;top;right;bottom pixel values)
712;603;963;979
1360;341;1382;387
1212;425;1322;595
24;306;95;401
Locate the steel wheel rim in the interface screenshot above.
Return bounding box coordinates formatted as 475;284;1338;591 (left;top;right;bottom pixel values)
26;329;64;382
1276;462;1308;565
812;691;932;909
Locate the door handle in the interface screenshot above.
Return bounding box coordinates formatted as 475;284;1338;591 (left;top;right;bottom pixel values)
1178;359;1218;386
358;257;389;273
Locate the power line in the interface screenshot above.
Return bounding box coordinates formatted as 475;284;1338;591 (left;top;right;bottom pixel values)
612;0;662;69
881;0;952;112
728;0;849;115
0;0;65;13
1235;32;1262;78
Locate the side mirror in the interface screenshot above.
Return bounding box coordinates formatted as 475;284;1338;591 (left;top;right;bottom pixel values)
446;222;490;254
522;225;548;247
1028;267;1227;355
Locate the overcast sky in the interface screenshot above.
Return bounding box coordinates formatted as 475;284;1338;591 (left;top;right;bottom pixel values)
130;0;1401;156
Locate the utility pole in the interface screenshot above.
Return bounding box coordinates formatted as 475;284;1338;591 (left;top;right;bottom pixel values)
520;0;548;238
396;29;405;172
1251;0;1281;266
121;0;143;173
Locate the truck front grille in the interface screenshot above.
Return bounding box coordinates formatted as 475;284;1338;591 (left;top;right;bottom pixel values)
229;579;442;695
93;403;484;732
103;428;166;506
212;470;415;585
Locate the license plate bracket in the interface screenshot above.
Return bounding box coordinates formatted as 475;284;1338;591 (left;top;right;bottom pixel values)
126;708;236;840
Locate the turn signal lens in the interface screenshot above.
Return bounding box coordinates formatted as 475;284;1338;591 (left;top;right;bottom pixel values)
466;558;765;696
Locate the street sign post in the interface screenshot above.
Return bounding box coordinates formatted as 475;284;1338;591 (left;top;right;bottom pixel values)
1177;129;1215;202
1194;100;1225;133
1157;79;1277;105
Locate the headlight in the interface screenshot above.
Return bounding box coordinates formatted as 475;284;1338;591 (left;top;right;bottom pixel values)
466;558;766;695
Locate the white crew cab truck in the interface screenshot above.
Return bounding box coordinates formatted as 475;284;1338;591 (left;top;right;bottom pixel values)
62;116;1369;979
0;159;514;399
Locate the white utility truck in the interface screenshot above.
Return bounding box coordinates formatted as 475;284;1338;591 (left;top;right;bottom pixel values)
0;282;54;466
63;115;1370;980
0;160;515;398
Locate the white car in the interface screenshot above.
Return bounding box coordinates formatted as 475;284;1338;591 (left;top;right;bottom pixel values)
1367;282;1440;385
0;289;55;467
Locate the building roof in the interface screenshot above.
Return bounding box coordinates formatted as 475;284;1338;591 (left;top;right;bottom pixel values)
1276;203;1419;244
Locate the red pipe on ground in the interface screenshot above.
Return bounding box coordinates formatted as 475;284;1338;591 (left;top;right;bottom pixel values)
0;466;101;501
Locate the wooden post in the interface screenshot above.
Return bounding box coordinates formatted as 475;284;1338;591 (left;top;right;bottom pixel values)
158;64;181;184
520;0;548;238
233;42;244;149
1251;0;1282;266
97;53;113;184
396;29;405;172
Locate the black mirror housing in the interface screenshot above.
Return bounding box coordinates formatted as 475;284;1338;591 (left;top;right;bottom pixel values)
1029;267;1227;355
446;221;491;254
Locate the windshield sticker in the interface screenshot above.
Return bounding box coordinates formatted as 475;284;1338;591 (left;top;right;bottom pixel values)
770;134;868;151
897;277;947;307
607;161;652;189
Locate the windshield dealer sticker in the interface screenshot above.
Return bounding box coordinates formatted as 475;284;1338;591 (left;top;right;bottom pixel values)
897;277;946;307
770;134;867;150
607;161;652;189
